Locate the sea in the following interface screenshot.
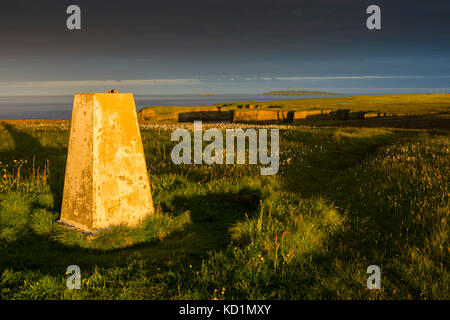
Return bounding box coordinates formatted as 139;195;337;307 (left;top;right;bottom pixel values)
0;90;434;120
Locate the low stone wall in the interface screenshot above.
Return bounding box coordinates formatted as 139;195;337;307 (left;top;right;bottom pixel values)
233;110;294;123
327;109;350;120
294;110;332;121
178;111;234;123
364;112;401;118
141;107;376;124
349;111;367;120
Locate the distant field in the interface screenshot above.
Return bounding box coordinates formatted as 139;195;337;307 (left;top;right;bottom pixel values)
139;94;450;123
260;90;340;96
221;93;450;114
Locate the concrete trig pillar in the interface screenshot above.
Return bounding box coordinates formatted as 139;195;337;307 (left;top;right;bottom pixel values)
60;91;154;232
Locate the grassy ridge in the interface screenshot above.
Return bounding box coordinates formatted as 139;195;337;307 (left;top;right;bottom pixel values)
0;121;448;299
260;90;340;96
219;94;450;114
138;94;450;123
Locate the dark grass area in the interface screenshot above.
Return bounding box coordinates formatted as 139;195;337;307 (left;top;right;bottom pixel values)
298;113;450;130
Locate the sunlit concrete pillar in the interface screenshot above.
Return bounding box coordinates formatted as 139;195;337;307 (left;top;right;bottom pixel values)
60;91;154;232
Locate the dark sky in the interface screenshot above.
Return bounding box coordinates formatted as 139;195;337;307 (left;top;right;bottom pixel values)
1;0;449;94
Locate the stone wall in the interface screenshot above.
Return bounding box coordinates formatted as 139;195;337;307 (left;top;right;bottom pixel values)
141;106;379;124
294;110;332;121
233;110;294;123
178;111;234;123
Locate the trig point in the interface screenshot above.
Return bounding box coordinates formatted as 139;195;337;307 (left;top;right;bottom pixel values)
60;91;154;232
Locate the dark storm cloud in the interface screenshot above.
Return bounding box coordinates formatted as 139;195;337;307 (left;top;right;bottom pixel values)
1;0;449;57
0;0;449;86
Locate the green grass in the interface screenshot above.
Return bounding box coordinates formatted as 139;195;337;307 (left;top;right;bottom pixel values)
0;120;448;299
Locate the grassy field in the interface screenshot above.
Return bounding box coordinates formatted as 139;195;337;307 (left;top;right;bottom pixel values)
0;117;448;300
260;90;340;96
218;93;450;114
139;94;450;123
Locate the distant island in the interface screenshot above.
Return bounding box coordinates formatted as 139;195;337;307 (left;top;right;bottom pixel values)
260;90;340;96
199;93;215;96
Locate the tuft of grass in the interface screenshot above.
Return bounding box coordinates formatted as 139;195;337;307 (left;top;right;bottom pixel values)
0;192;32;243
30;208;58;236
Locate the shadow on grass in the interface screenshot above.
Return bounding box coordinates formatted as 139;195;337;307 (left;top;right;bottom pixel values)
0;187;262;278
0;123;262;276
1;123;67;210
297;112;450;130
150;188;262;259
280;129;396;196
